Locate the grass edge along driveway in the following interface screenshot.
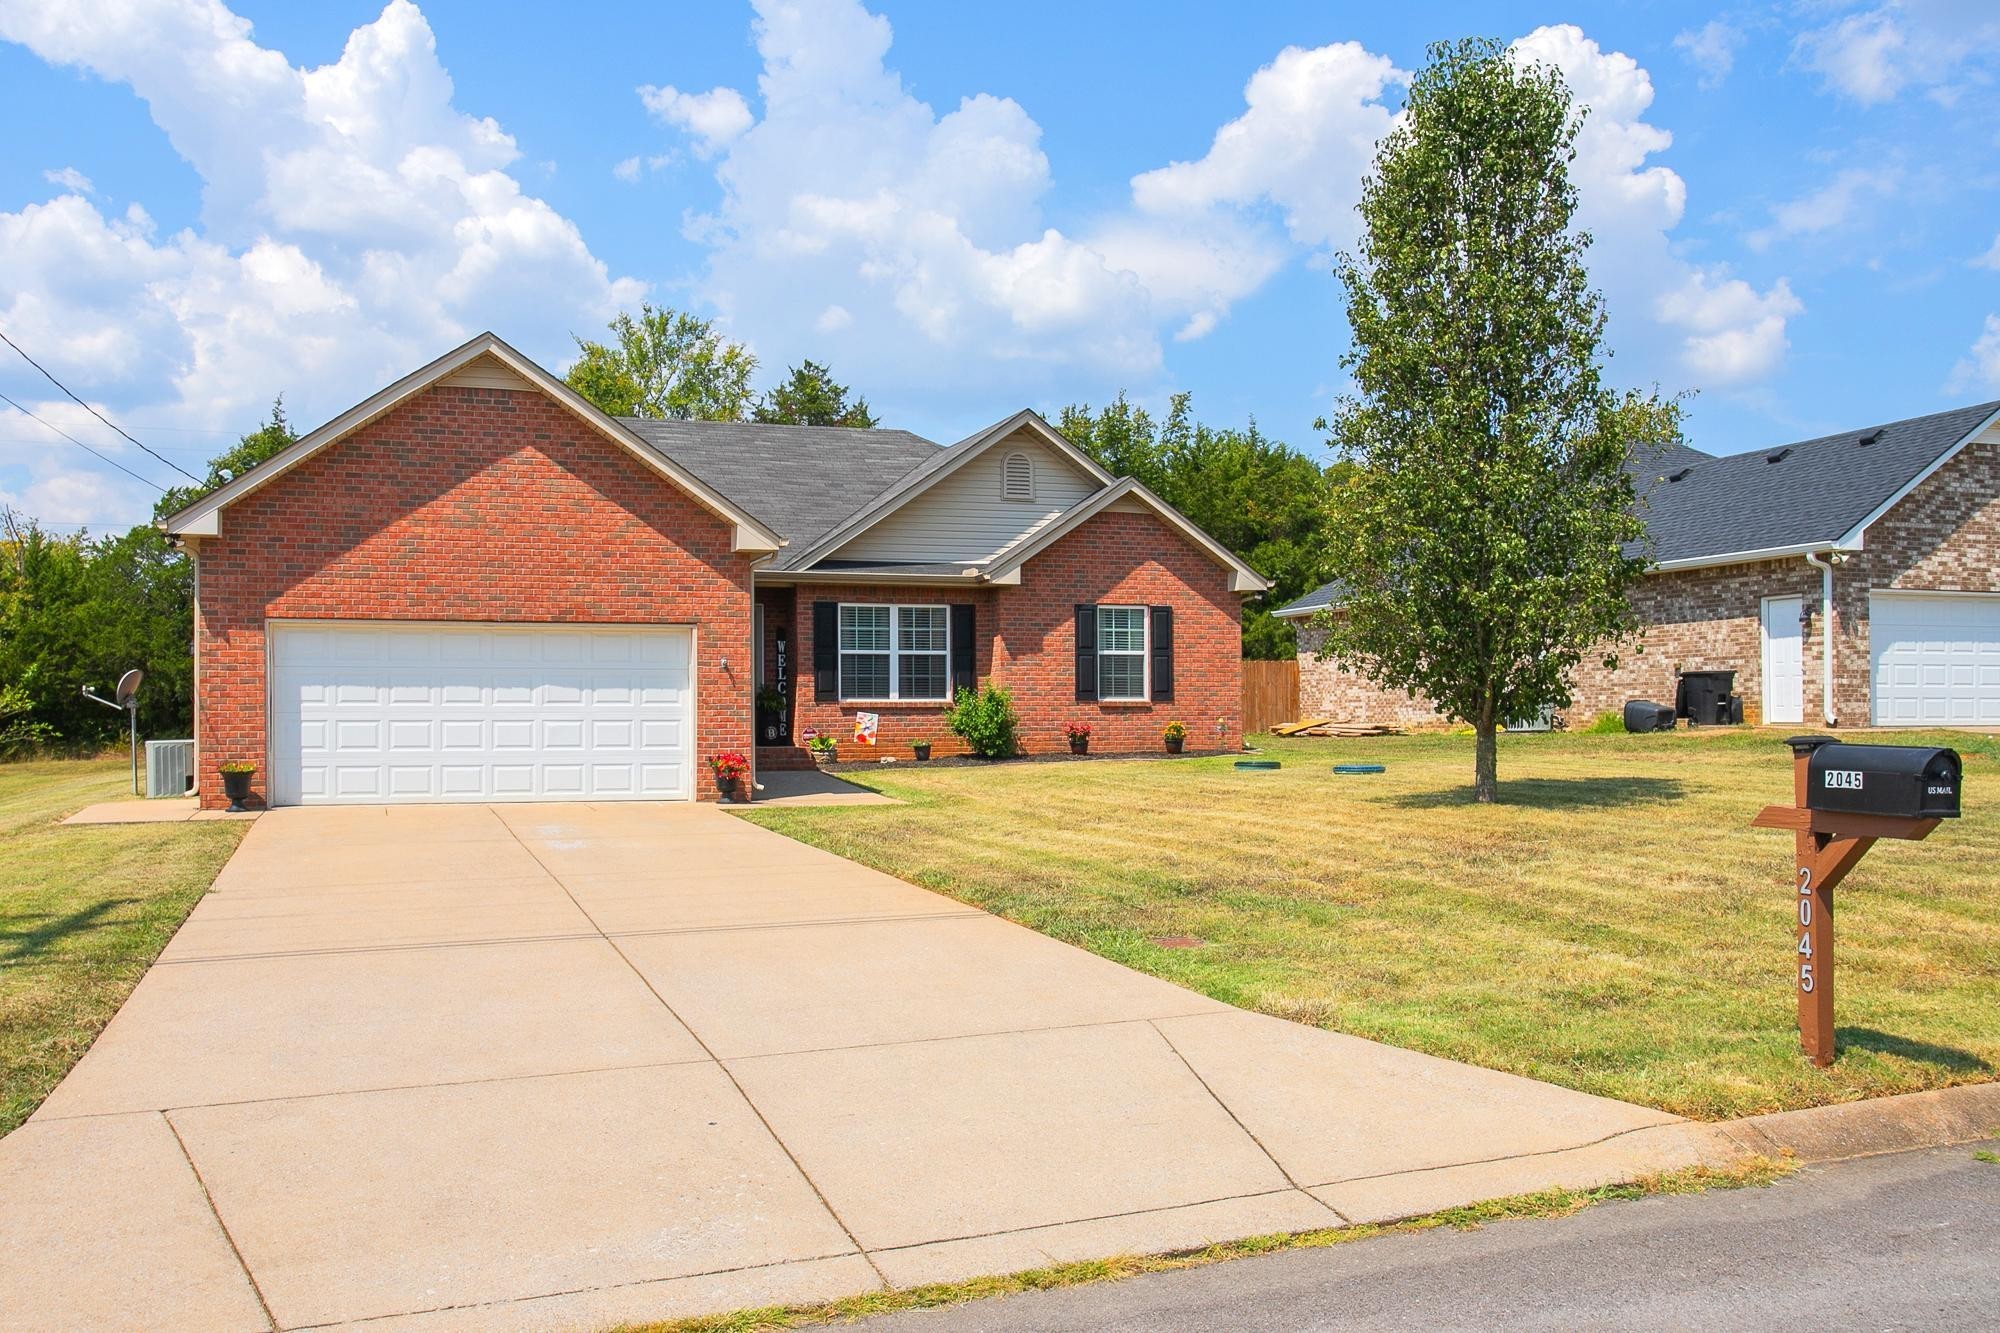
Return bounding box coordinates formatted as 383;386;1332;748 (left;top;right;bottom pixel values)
0;759;248;1136
744;728;2000;1121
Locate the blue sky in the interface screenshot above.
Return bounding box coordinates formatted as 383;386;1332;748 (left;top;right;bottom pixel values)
3;0;1999;531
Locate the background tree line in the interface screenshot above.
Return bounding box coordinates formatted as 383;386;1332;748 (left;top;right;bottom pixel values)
2;304;1340;751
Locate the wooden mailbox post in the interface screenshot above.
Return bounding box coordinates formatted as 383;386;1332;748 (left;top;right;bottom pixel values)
1751;735;1960;1067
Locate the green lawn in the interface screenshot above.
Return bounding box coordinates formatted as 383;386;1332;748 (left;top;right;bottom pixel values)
746;728;2000;1120
0;759;247;1136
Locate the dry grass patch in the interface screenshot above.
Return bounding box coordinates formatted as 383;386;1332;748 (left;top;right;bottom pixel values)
746;728;1999;1119
0;758;247;1135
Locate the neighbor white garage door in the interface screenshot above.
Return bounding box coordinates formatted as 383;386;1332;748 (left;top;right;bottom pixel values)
269;623;694;805
1870;592;2000;727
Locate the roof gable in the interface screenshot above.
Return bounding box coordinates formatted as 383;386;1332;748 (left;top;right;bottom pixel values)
160;333;783;554
778;409;1117;571
985;478;1270;594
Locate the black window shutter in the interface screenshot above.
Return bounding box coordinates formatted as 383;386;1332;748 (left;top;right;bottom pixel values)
1150;605;1175;701
950;604;976;695
1074;604;1098;701
813;600;839;702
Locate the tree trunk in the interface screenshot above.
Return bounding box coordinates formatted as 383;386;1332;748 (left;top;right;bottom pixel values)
1473;714;1498;804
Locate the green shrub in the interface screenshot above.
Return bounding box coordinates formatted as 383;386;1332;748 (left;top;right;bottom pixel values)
944;684;1020;758
1580;710;1628;735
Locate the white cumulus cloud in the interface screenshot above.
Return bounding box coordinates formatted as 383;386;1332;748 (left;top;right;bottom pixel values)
1512;24;1802;387
1674;20;1745;89
1794;2;2000;105
41;166;94;195
639;84;753;158
0;0;641;527
1948;314;2000;392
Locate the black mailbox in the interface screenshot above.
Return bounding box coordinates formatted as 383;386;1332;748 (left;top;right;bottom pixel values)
1805;742;1961;820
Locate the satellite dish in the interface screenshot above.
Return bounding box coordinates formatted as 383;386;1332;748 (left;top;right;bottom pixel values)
114;669;144;707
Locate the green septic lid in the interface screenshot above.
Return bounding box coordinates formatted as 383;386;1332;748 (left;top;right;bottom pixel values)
1234;759;1281;770
1333;764;1386;774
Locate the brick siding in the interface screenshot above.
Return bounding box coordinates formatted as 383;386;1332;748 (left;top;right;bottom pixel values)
1294;436;2000;729
780;510;1245;757
192;383;754;807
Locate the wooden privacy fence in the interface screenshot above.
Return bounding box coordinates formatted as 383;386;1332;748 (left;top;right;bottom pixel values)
1242;659;1299;735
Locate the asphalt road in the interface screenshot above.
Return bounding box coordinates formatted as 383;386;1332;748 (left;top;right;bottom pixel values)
860;1145;2000;1332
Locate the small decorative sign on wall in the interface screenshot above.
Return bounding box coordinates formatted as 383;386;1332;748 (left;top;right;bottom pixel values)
853;711;879;746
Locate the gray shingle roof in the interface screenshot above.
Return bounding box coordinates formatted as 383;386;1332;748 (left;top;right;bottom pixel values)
1278;399;1999;617
1635;399;1997;564
620;418;942;564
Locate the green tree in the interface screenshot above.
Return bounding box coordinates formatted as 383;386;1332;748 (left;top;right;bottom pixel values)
565;303;757;421
155;398;298;520
1059;394;1343;659
1317;37;1667;802
754;360;879;427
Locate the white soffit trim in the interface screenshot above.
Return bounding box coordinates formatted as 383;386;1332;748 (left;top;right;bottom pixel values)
1648;540;1863;573
1833;404;2000;550
786;408;1115;570
159;332;784;554
985;477;1271;593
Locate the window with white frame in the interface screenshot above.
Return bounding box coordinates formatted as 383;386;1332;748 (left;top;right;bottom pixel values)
839;603;950;700
1096;605;1148;701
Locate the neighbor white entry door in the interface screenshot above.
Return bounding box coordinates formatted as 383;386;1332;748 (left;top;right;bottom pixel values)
268;622;694;805
1870;591;2000;727
1761;595;1804;725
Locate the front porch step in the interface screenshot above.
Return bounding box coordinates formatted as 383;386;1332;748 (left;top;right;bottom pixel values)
756;745;817;772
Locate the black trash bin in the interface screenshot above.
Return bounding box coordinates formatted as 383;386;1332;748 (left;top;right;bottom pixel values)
1623;700;1676;733
1676;670;1737;726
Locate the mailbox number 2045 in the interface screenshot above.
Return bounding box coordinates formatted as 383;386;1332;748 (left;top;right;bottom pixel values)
1797;866;1815;993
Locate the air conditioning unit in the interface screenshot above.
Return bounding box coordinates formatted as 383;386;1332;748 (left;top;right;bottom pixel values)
145;739;195;798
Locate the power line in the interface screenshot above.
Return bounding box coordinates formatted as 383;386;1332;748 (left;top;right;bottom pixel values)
0;329;201;482
0;391;167;492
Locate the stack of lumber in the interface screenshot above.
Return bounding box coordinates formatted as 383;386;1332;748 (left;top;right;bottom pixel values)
1269;718;1404;738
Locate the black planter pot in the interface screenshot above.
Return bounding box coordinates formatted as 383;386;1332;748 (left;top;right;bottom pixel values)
1069;738;1089;755
220;769;254;812
1164;736;1185;754
717;776;749;804
913;743;932;761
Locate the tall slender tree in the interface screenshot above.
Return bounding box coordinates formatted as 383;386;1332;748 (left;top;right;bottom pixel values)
1318;37;1671;802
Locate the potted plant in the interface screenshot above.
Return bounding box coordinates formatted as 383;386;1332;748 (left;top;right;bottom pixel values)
217;760;256;812
912;737;933;761
1162;721;1187;755
1064;722;1092;755
806;733;837;767
708;750;751;803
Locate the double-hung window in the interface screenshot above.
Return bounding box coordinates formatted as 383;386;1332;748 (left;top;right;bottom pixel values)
1096;605;1148;701
839;604;950;700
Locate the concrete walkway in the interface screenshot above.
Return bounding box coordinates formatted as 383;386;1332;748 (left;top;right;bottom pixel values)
3;804;1734;1331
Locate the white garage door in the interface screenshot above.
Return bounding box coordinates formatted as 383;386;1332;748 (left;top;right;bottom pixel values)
269;623;694;805
1870;592;2000;727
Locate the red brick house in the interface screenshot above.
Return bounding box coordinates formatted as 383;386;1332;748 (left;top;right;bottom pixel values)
1280;400;2000;731
162;333;1267;807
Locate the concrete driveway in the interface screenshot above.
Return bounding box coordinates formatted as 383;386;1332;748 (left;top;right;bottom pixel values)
3;804;1734;1331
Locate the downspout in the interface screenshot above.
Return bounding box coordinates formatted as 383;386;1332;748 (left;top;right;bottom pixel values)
1804;552;1837;727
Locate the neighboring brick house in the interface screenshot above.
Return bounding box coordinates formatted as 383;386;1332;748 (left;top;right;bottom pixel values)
163;332;1266;807
1279;401;2000;730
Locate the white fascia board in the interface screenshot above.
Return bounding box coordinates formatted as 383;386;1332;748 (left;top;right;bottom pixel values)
784;408;1117;571
1832;404;2000;549
1648;540;1859;573
160;332;784;554
755;569;987;587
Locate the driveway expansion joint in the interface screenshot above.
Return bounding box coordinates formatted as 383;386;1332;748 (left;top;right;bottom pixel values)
162;1110;280;1332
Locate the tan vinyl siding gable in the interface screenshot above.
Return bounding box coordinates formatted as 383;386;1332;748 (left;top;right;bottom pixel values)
828;428;1101;565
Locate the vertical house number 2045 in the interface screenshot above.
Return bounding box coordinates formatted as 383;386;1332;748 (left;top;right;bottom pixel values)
1796;866;1815;993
